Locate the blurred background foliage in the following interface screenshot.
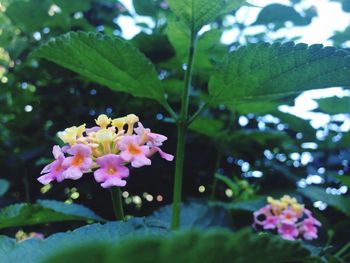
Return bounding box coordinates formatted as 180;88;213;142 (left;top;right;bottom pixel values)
0;0;349;255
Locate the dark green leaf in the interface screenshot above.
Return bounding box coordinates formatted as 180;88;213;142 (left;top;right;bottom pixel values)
148;201;231;229
5;0;51;33
0;200;105;229
335;175;350;187
33;32;166;104
133;0;163;16
209;42;350;106
1;218;168;263
315;96;350;115
44;228;311;263
230;101;281;115
298;186;350;216
188;117;224;137
252;4;313;27
167;0;246;33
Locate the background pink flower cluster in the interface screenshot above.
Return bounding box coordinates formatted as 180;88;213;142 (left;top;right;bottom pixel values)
38;114;173;188
253;195;321;241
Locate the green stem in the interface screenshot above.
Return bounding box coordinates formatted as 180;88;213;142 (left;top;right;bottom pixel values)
110;187;125;221
335;242;350;258
188;101;209;125
162;100;178;120
171;32;197;230
210;150;223;200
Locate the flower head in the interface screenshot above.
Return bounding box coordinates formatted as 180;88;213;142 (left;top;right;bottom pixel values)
38;114;173;188
253;195;321;241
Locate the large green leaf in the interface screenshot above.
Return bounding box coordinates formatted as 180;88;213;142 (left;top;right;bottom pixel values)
188;117;224;137
315;96;350;114
0;199;105;229
148;201;231;229
209;42;350;106
33;32;166;104
298;186;350;216
43;229;312;263
167;0;246;33
0;218;168;263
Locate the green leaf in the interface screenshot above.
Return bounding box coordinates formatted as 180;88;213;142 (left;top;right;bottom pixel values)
315;96;350;114
33;32;166;104
212;197;266;212
208;42;350;106
43;229;311;263
298;186;350;216
0;236;15;256
330;0;350;13
148;201;231;229
0;218;168;263
0;179;9;197
274;111;316;140
166;20;226;70
133;0;163;16
188;117;224;137
335;175;350;188
5;0;51;33
0;199;105;229
230;101;281;115
167;0;246;33
252;4;313;27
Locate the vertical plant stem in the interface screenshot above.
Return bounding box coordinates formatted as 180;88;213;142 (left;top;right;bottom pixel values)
210;150;223;200
110;187;125;221
171;33;197;230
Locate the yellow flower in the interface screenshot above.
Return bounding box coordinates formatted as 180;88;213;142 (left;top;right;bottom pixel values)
125;114;139;134
112;117;126;131
95;114;111;129
57;124;86;145
281;195;298;206
267;196;287;215
95;129;114;143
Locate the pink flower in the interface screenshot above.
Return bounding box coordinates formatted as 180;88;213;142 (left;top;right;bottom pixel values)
135;122;174;161
278;223;299;240
38;146;66;185
118;135;151;168
62;144;93;180
148;146;174;161
134;122;167;146
279;209;298;224
94;154;129;188
253;204;272;226
299;217;321;240
262;215;279;230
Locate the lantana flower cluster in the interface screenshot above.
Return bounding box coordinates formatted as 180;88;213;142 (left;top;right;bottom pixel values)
253;195;321;241
38;114;173;188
